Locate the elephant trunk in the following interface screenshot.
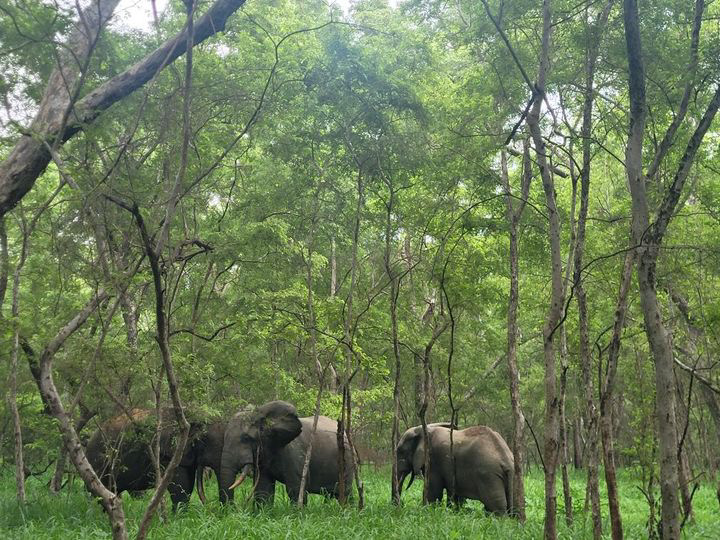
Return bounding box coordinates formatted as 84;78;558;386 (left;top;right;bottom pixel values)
220;462;253;503
219;462;236;504
397;469;413;497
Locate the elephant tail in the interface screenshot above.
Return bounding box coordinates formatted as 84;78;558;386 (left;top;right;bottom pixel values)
504;467;515;517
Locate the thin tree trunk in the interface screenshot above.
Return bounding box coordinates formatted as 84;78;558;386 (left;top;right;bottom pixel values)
420;320;449;504
675;382;694;523
298;188;325;507
523;3;562;536
9;218;27;503
383;173;404;505
0;216;8;310
559;362;572;526
572;418;582;469
558;139;579;529
50;444;68;494
573;1;615;534
10;325;25;503
330;236;337;297
130;3;199;531
501;146;529;520
337;165;364;507
600;250;634;540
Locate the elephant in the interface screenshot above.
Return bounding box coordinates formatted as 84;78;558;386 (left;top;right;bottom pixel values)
220;400;353;504
395;423;515;515
85;408;226;509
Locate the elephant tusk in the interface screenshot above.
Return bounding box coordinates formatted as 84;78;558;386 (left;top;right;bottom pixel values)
228;471;247;490
406;471;415;491
196;467;207;504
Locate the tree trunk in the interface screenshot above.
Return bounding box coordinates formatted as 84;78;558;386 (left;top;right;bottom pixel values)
337;166;364;508
501;146;529;519
623;0;719;535
50;444;68;494
600;250;635;540
575;1;614;535
559;363;572;526
0;217;8;310
558;136;579;530
10;327;26;503
572;418;582;469
298;187;325;507
523;2;562;535
383;174;405;505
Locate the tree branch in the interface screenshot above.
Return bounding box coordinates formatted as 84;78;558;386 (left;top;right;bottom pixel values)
0;0;248;216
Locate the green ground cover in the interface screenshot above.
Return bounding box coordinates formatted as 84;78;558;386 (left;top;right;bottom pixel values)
1;467;717;539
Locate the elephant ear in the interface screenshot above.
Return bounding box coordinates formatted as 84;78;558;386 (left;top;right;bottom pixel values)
253;401;302;450
405;426;427;474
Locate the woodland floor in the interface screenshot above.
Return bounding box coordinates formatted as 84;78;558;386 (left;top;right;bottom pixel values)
0;466;718;539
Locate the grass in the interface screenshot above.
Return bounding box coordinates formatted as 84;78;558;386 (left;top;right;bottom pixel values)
1;466;718;539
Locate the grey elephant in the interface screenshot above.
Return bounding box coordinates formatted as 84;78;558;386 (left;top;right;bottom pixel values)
395;423;515;515
220;400;353;504
85;408;226;509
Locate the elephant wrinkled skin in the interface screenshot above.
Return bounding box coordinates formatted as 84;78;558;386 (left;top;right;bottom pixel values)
396;423;515;515
220;400;353;504
85;408;226;509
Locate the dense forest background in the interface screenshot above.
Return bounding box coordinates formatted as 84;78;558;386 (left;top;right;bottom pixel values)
1;0;720;538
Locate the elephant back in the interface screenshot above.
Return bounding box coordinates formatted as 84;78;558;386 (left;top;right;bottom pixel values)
461;425;514;469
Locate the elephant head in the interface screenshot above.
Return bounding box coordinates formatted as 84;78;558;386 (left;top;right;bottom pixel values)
220;401;302;503
395;423;454;496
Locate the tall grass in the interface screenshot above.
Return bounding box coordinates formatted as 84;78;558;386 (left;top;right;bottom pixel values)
1;466;717;539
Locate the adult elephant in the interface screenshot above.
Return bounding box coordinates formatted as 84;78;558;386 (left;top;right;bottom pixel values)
220;400;353;504
395;423;515;515
85;408;226;509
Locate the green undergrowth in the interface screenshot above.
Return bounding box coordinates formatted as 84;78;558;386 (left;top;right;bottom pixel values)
1;466;718;539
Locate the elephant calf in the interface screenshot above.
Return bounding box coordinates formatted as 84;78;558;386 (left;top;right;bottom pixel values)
220;400;353;504
396;423;515;515
85;408;226;509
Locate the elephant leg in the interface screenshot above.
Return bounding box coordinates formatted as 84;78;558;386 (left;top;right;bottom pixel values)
253;473;276;505
286;483;301;505
425;480;445;504
169;466;194;511
481;483;509;515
